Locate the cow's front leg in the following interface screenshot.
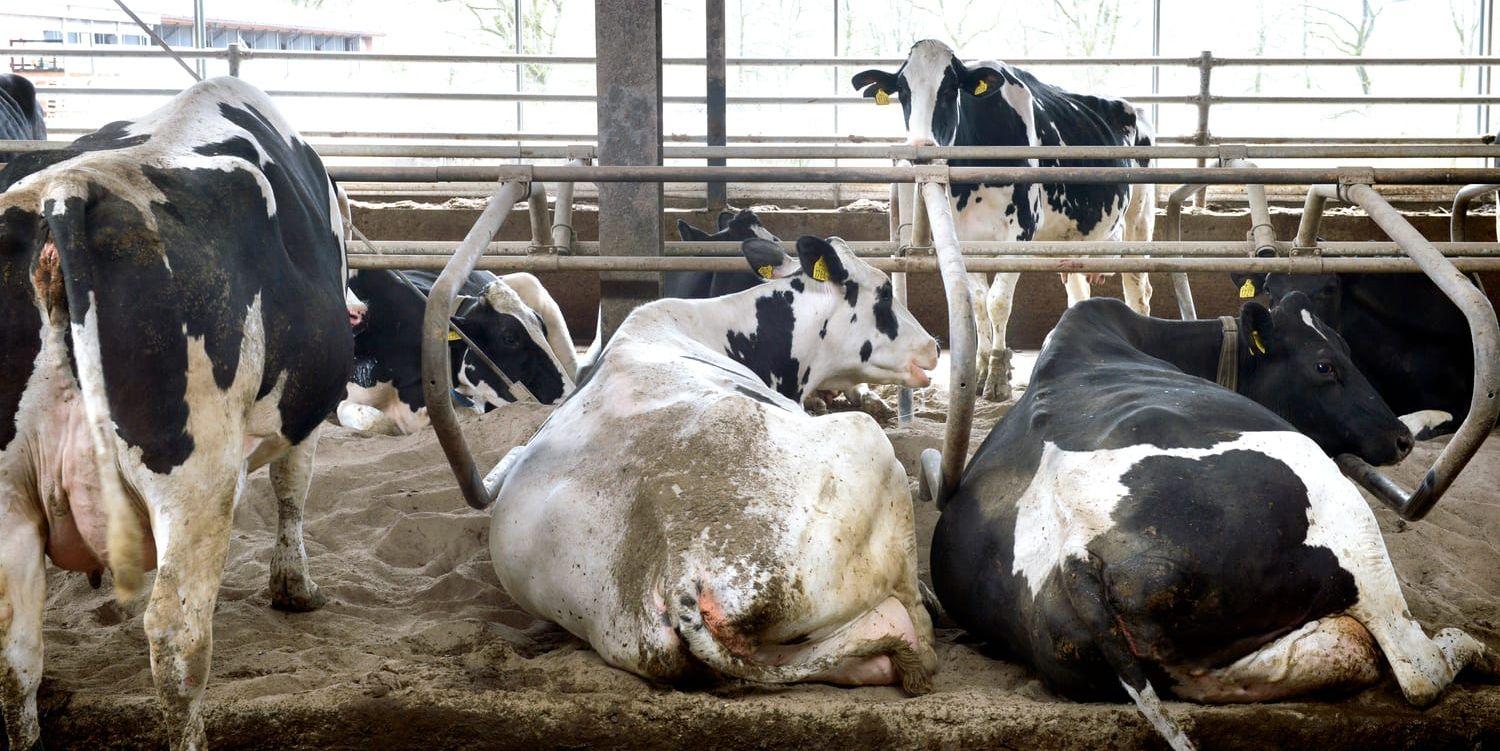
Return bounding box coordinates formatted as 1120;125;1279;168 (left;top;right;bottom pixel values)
144;475;238;751
1062;273;1092;307
980;273;1020;402
269;433;326;612
1122;272;1152;316
969;273;993;390
0;504;46;751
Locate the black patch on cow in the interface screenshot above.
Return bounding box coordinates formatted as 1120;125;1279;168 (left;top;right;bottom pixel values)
733;383;790;410
818;318;828;339
68;120;148;152
723;289;802;400
789;278;804;293
872;282;898;340
665;210;775;300
843;280;860;307
0;207;43;451
0;74;47;160
455;302;566;406
859;340;872;362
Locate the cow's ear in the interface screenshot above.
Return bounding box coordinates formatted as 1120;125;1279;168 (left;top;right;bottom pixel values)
1239;300;1275;356
741;238;796;280
794;235;848;284
1229;272;1266;300
449;295;483;341
716;210;736;231
676;218;710;242
852;69;899;104
963;66;1004;98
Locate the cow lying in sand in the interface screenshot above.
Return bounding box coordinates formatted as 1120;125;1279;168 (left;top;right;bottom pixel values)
933;294;1497;751
340;269;575;435
487;235;940;690
0;78;351;750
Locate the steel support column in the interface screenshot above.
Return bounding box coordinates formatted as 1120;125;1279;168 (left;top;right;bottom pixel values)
706;0;727;210
595;0;664;342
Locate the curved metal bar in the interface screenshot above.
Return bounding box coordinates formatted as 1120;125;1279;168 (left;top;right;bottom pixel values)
1296;185;1339;248
551;158;587;252
1164;182;1208;320
421;179;530;511
527;180;550;250
1451;183;1500;242
917;179;977;508
1337;183;1500;520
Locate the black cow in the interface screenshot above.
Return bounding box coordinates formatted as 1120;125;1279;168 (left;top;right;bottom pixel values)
667;208;781;297
0;74;46;160
932;295;1494;751
340;269;575;434
853;39;1156;402
0;78;353;750
1238;271;1476;439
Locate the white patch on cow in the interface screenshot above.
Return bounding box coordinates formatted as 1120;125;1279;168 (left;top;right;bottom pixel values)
1300;309;1330;341
1398;409;1453;439
750;223;777;242
497;272;579;381
900;40;957;145
339;381;429;434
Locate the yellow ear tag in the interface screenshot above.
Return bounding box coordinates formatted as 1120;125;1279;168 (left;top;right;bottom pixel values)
1250;330;1267;355
973;79;989;96
1238;279;1257;299
446;328;461;342
875;89;891;106
757;265;774;280
811;256;831;282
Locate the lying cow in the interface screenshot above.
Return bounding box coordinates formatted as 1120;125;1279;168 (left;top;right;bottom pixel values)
932;294;1494;751
1237;271;1475;439
0;74;46;160
0;78;351;750
340;269;575;435
486;235;940;691
667;208;779;297
853;39;1156;402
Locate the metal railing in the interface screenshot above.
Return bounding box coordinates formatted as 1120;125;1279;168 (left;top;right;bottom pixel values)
12;44;1500;151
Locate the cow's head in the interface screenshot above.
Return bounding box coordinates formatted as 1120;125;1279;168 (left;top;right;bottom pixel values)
677;208;778;243
851;39;1005;147
735;235;938;396
1239;292;1411;465
452;280;574;410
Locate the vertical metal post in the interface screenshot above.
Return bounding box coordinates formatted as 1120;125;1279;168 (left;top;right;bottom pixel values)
706;0;728;211
595;0;664;343
890;181;913;424
193;0;207;78
514;0;524;138
1150;0;1161;129
1484;0;1497;148
1195;50;1212;166
227;41;241;76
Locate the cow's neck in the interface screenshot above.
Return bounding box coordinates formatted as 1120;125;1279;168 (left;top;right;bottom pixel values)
640;287;828;401
1128;316;1249;390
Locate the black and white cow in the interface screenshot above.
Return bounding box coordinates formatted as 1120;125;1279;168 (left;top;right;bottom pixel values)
0;78;352;751
1237;271;1476;440
853;39;1156;401
340;269;576;435
485;236;940;692
932;295;1494;750
0;74;46;160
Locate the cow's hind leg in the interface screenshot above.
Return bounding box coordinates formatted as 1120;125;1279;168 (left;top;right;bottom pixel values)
1062;273;1092;307
969;273;993;390
1122;273;1153;316
0;506;46;751
144;469;240;751
981;272;1020;402
1169;616;1382;702
269;433;326;612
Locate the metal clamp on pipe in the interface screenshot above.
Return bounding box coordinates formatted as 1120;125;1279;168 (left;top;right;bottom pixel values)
1331;183;1500;520
421;179;530;511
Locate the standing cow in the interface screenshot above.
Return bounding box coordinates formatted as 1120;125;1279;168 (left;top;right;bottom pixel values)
485;236;940;691
853;39;1156;401
933;295;1494;750
0;78;351;750
340;269;576;435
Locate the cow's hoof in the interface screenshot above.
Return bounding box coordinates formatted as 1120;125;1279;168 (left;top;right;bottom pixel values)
271;582;328;613
859;393;895;423
803;396;830;416
980;350;1014;402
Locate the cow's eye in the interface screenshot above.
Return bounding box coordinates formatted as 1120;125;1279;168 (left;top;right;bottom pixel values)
1316;361;1334;376
502;331;521;347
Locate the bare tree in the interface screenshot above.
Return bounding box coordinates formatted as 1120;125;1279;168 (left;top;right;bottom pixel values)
1023;0;1124;88
1450;0;1482;88
1304;0;1406;94
440;0;567;85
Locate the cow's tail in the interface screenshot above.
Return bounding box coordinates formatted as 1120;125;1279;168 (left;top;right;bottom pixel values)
42;183;147;602
670;585;932;695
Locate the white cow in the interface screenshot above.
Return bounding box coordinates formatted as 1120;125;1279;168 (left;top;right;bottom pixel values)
486;236;941;691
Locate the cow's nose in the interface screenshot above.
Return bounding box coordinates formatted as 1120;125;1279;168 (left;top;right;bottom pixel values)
1395;431;1414;460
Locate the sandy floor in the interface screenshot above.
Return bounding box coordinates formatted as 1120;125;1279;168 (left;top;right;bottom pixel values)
19;355;1500;750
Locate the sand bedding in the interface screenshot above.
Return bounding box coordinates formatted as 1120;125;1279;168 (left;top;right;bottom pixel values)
14;374;1500;750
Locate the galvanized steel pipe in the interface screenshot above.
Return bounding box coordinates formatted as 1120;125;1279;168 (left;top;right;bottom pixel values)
1451;183;1500;242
